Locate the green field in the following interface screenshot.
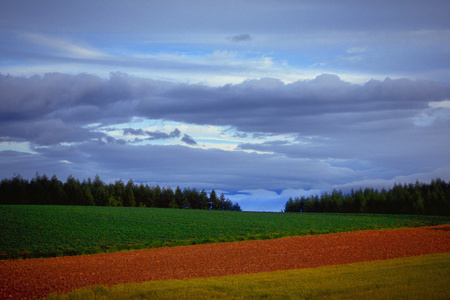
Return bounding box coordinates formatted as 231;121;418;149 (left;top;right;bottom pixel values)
1;205;449;259
48;253;450;299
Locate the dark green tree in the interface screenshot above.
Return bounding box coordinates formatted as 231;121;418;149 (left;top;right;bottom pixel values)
210;189;221;210
123;179;136;207
184;187;199;209
48;175;66;205
199;189;209;210
175;186;187;208
64;175;84;205
161;187;175;208
92;175;108;206
219;193;231;210
82;185;95;206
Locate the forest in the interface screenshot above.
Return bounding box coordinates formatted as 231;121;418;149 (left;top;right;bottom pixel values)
284;178;450;216
0;173;241;211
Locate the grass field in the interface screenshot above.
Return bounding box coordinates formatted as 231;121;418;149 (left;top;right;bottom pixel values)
47;252;450;299
1;205;449;259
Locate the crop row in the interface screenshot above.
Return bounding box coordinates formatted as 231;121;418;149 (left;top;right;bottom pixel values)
1;205;449;259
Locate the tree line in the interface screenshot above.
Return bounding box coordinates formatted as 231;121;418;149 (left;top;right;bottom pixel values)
284;178;450;216
0;173;241;211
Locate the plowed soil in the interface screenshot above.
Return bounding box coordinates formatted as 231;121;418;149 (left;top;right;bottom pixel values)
1;225;449;299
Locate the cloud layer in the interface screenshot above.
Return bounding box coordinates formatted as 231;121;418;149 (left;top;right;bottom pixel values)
1;1;449;85
1;72;449;210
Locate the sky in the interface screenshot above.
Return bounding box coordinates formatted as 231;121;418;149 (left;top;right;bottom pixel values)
0;0;449;211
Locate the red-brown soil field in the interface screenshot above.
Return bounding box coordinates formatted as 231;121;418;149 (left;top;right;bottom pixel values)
1;225;449;299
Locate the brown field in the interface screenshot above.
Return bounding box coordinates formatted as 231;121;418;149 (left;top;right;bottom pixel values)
1;225;449;299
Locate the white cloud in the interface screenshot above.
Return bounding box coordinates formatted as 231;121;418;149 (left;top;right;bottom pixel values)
429;100;450;108
21;33;108;59
0;140;35;154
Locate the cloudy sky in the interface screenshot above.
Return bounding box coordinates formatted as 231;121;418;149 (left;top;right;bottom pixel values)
1;0;449;211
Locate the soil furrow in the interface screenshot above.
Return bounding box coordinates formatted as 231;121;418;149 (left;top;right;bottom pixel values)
1;225;449;299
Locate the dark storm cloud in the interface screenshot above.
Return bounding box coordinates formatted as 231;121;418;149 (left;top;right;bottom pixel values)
123;128;181;141
123;128;145;135
0;72;141;124
138;74;449;135
169;128;181;138
0;118;105;146
2;72;449;143
181;134;198;146
230;34;252;42
146;129;181;141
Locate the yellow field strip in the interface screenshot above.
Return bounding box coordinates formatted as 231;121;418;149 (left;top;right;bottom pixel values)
48;252;450;300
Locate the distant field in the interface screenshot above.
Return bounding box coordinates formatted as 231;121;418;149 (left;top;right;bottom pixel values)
1;205;449;259
47;253;450;300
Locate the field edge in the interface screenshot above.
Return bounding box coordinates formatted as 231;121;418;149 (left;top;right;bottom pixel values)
47;252;450;300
